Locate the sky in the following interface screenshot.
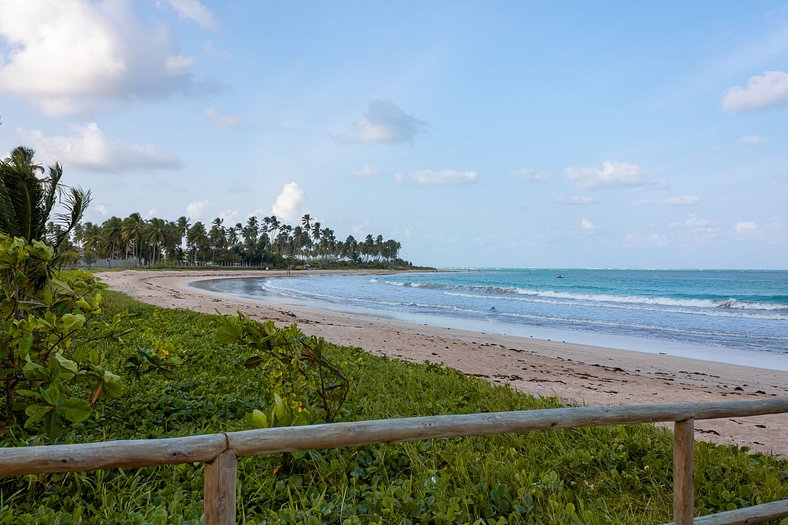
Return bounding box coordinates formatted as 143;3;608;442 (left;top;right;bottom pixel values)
1;1;787;269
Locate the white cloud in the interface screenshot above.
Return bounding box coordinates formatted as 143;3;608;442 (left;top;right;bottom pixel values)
738;134;765;144
729;220;788;243
351;218;372;237
0;0;198;116
669;213;718;236
337;100;426;144
664;195;699;206
147;208;158;218
186;200;209;219
579;218;596;232
624;233;668;248
18;123;181;172
631;199;651;207
397;169;478;186
204;107;241;129
557;195;595;205
347;165;379;180
565;161;662;189
730;221;763;240
509;169;546;182
166;0;217;30
723;70;788;112
271;182;305;222
219;209;239;225
94;204;109;217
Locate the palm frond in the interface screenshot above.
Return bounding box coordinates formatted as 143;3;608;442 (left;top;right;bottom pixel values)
53;186;92;252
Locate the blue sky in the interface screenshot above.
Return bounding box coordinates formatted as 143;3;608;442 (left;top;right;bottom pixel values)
1;1;787;269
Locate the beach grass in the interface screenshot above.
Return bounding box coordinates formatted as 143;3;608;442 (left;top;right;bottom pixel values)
1;291;786;524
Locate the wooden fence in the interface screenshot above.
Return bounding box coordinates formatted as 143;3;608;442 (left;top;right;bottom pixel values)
1;398;787;525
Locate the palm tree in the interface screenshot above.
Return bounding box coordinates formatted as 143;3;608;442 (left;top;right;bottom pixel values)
343;235;358;261
81;222;102;258
121;213;144;262
146;218;167;265
208;218;226;263
300;214;313;259
176;216;190;251
187;222;209;265
363;235;374;262
101;217;123;261
242;217;260;264
0;146;91;255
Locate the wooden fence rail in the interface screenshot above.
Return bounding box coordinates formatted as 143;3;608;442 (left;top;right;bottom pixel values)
1;398;787;524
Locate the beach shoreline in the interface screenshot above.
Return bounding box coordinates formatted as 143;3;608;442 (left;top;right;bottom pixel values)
98;269;788;456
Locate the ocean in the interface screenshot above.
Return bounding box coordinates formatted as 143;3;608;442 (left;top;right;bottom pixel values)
194;269;788;371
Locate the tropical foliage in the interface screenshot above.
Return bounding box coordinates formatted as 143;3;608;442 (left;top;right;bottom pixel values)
75;212;407;268
217;313;351;424
0;234;128;441
0;293;786;524
0;146;91;266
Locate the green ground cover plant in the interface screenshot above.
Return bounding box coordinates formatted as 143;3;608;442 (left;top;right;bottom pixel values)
0;291;786;524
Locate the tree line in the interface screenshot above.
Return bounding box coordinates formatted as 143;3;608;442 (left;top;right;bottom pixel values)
1;146;409;269
74;213;406;268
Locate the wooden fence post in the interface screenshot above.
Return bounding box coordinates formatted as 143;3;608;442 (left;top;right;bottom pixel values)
673;419;695;525
205;450;237;525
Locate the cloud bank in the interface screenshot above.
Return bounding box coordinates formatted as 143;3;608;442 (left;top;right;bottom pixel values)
723;70;788;112
0;0;199;116
18;123;181;172
204;107;242;129
337;100;426;144
166;0;217;30
396;169;477;186
565;161;661;189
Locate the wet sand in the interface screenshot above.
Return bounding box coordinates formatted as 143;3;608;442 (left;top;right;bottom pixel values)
98;269;788;456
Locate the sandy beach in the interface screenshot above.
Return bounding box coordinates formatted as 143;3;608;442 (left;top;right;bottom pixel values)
98;269;788;456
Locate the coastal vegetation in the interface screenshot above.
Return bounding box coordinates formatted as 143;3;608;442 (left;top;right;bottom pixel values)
1;293;786;523
75;212;408;269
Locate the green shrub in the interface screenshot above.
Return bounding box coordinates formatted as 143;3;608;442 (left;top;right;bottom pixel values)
0;234;127;441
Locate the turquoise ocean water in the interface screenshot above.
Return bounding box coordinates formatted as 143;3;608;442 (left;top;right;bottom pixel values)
195;269;788;370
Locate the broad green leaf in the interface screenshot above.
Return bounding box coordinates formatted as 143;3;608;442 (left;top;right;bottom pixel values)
54;352;80;374
75;299;91;311
215;318;242;344
15;388;42;401
17;330;33;358
102;371;124;397
61;313;86;332
244;355;265;369
22;359;50;381
273;393;286;421
24;403;53;425
43;410;65;442
58;398;91;423
39;383;64;405
251;409;268;429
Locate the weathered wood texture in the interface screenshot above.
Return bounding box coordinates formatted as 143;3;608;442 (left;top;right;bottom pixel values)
673;419;695;525
0;433;227;476
1;398;786;525
1;398;785;475
660;498;788;524
204;450;237;525
225;398;788;457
